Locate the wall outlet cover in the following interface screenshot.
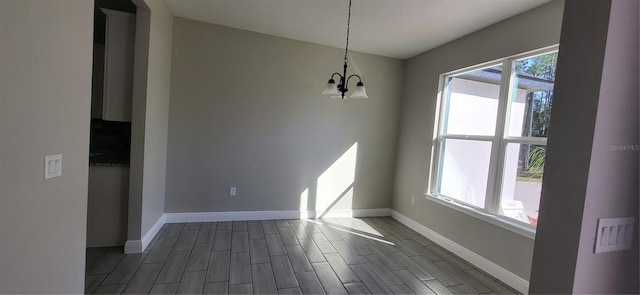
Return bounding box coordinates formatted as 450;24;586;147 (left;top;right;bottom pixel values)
594;217;634;253
45;154;62;179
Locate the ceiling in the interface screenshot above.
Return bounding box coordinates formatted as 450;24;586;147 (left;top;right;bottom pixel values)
165;0;552;59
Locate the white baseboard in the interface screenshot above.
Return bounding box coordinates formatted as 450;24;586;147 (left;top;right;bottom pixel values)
390;210;529;294
142;214;166;250
124;214;166;254
164;208;391;223
164;210;299;223
304;208;391;219
124;209;388;253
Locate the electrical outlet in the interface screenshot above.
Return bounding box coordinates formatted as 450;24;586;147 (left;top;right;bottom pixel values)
229;187;237;197
411;196;416;205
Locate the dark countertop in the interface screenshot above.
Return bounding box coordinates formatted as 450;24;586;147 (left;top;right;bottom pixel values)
90;162;129;167
90;118;131;166
89;152;129;167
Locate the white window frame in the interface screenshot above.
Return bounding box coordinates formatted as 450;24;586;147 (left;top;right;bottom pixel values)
427;46;558;239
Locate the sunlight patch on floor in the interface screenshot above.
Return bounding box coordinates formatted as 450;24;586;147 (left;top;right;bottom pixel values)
327;224;394;245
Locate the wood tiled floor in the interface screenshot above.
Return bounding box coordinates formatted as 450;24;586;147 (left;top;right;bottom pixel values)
85;217;520;294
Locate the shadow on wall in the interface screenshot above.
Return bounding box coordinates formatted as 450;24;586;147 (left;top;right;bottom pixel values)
300;142;358;218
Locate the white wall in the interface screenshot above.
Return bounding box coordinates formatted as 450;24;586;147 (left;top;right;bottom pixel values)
0;0;93;292
165;18;403;215
128;0;173;251
393;0;563;281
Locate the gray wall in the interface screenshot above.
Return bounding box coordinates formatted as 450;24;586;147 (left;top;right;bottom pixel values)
527;0;610;291
0;0;93;292
165;18;403;214
530;0;639;293
392;1;564;280
128;0;173;246
140;0;173;236
128;0;151;244
575;0;639;291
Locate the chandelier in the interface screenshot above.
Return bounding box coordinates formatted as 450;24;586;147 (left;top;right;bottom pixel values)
321;0;368;99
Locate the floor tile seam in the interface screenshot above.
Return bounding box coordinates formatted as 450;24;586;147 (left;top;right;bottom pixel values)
148;252;175;289
87;273;110;292
268;253;299;290
88;253;126;276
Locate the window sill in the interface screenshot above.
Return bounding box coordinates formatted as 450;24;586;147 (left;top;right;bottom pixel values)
424;193;536;240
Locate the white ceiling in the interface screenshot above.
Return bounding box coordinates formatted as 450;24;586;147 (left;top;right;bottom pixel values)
165;0;552;59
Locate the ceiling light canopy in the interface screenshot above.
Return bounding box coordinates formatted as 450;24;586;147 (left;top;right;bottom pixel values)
321;0;368;99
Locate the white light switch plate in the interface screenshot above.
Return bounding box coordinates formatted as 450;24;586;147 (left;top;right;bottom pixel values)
229;187;237;196
594;217;634;253
45;154;62;179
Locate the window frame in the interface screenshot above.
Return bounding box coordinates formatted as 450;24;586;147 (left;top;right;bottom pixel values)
428;46;559;239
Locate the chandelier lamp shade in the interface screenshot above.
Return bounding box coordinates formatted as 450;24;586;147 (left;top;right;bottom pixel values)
321;0;368;99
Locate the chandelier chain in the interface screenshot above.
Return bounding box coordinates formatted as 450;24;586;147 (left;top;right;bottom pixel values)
321;0;367;99
344;0;351;63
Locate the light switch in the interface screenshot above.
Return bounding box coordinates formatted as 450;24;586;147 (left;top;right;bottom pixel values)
45;154;62;179
594;217;634;253
229;187;237;196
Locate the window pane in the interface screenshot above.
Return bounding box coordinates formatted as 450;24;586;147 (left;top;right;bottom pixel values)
500;143;545;226
507;52;557;137
443;65;502;136
438;139;492;208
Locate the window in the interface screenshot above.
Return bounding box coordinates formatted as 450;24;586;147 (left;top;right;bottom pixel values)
430;48;558;231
